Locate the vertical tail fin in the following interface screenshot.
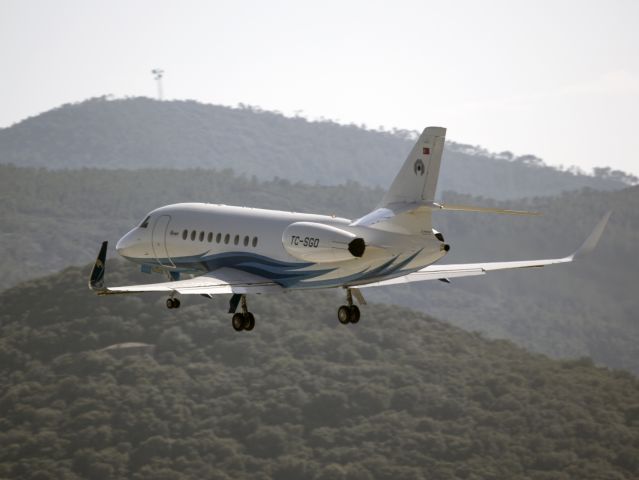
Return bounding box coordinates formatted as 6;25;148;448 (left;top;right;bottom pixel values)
380;126;446;207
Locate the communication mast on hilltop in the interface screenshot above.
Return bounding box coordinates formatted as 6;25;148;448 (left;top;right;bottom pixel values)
151;68;164;100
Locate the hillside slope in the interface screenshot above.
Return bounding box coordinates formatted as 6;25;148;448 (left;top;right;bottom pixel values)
2;165;637;374
1;263;638;480
0;97;633;199
372;186;639;373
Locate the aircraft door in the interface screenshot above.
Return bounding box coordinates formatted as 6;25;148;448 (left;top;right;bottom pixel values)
152;215;175;268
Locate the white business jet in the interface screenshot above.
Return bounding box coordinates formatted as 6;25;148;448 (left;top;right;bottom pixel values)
89;127;610;332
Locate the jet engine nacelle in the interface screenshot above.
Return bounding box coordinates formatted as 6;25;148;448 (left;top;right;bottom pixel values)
282;222;366;263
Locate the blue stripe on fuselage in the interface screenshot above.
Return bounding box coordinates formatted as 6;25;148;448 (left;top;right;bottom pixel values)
129;249;424;289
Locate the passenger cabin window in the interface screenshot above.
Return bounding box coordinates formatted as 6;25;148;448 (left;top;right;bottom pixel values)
243;235;249;246
216;233;222;243
139;216;150;228
182;230;188;240
224;234;230;244
199;231;204;242
191;230;196;241
234;234;239;245
208;232;213;242
252;236;258;248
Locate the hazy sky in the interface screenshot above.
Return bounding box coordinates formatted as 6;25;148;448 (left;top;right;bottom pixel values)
2;0;638;175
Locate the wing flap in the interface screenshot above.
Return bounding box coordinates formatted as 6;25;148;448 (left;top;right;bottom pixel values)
98;269;282;295
358;212;611;288
358;254;573;288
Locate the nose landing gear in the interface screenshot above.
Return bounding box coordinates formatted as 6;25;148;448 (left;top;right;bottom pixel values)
231;295;255;332
337;288;363;325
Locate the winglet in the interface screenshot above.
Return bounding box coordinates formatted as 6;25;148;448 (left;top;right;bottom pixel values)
89;241;108;291
571;211;611;260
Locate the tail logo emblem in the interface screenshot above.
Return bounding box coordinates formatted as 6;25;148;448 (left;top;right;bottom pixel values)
414;159;425;176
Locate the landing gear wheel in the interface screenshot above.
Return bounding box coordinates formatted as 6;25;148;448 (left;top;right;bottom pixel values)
338;305;351;324
349;305;360;324
166;298;175;309
230;295;256;332
244;312;255;331
173;298;181;309
232;313;245;331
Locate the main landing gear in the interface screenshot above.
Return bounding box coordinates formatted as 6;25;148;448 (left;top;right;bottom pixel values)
337;288;362;325
231;295;255;332
166;297;181;309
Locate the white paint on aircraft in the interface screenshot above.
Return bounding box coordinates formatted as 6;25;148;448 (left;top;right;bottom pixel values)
89;127;610;330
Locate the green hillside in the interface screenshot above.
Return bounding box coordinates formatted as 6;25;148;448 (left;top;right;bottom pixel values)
372;186;639;373
2;165;637;374
0;97;633;199
1;263;638;480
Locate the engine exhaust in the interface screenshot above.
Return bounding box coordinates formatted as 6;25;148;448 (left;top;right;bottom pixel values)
348;238;366;257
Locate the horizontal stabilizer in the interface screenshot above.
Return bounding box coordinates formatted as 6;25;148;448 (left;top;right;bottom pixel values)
430;203;541;216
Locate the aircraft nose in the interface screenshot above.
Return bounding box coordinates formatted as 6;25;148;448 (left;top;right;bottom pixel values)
116;231;136;257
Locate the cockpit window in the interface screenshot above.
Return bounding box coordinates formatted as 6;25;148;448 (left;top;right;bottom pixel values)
139;216;151;228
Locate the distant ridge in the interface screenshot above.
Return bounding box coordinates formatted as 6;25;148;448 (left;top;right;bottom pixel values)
1;97;634;199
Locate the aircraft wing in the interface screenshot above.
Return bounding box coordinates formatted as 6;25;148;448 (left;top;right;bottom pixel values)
89;242;282;295
357;211;611;288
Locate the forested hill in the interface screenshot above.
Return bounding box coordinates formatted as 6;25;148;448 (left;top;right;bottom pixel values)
2;164;638;374
1;263;638;480
0;97;634;199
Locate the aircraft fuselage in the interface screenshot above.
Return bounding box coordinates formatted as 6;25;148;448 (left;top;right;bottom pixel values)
116;203;446;289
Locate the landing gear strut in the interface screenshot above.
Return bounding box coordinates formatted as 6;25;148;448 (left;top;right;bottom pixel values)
231;295;255;332
166;297;181;309
337;288;360;324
